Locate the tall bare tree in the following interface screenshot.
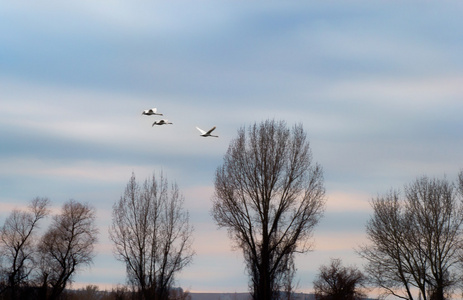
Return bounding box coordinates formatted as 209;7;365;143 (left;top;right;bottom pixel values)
212;120;326;300
36;199;98;300
313;258;367;300
0;197;49;299
359;174;463;300
109;172;194;300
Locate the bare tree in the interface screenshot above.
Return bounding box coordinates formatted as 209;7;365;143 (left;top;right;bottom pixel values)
212;120;326;300
0;197;49;300
36;199;98;300
109;172;194;300
359;174;463;300
313;258;367;300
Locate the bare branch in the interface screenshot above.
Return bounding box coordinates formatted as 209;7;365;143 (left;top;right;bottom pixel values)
359;175;463;300
36;199;98;300
0;197;49;299
109;172;194;300
313;258;367;300
212;120;325;300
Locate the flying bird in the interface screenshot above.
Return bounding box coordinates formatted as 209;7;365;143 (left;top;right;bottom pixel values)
142;108;163;116
152;119;173;126
196;126;218;137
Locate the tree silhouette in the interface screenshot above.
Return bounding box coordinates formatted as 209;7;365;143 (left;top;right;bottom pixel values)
359;173;463;300
0;197;49;300
37;199;98;300
313;258;367;300
109;172;194;300
212;120;325;300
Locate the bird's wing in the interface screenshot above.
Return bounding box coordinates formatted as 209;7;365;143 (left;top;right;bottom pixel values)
206;126;216;135
196;127;206;135
151;108;157;113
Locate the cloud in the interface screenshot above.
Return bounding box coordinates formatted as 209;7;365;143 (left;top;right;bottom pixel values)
325;191;370;212
314;232;367;252
0;157;155;184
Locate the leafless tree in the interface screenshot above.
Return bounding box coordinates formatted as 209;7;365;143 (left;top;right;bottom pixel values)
313;258;367;300
211;120;326;300
359;174;463;300
36;199;98;300
0;197;49;300
109;172;194;300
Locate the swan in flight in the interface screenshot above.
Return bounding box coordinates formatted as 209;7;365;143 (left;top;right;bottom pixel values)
152;119;173;126
142;108;163;116
196;126;218;137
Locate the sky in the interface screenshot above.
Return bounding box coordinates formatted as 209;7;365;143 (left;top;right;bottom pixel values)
1;0;463;295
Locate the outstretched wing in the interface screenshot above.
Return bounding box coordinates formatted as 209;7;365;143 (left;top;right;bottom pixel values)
196;127;206;135
206;126;216;135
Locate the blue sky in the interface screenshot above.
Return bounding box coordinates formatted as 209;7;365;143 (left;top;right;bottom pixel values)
1;0;463;294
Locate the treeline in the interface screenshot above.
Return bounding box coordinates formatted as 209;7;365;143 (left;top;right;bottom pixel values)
0;284;189;300
2;120;463;300
0;194;191;300
0;177;193;300
62;285;189;300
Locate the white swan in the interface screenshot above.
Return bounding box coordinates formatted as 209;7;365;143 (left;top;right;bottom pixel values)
142;108;163;116
196;126;218;137
152;119;173;126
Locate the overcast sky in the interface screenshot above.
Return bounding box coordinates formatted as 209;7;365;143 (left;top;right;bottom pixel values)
1;0;463;294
